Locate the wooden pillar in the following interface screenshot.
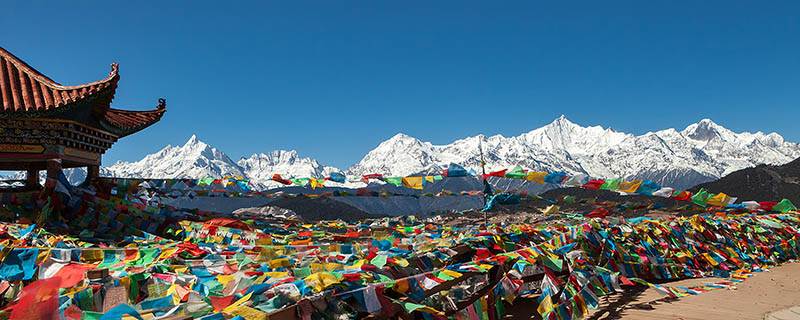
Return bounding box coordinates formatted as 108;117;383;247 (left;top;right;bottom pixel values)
87;165;99;183
26;168;40;190
46;159;62;182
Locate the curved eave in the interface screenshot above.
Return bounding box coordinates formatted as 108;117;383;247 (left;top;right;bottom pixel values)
101;99;166;138
0;46;120;113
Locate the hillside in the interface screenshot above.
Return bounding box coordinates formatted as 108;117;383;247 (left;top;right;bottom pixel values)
690;157;800;204
254;197;385;222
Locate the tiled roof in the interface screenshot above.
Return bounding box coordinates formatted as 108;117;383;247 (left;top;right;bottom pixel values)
0;47;165;137
104;99;166;136
0;47;119;113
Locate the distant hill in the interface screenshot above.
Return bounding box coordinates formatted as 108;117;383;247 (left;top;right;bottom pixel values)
260;197;385;222
690;157;800;204
539;187;688;208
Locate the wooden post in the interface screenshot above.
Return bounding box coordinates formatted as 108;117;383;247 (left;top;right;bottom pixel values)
26;168;40;190
46;159;62;182
87;165;99;183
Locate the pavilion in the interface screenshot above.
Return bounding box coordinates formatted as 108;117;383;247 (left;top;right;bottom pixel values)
0;47;165;189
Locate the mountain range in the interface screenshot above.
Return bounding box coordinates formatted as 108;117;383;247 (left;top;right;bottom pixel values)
5;116;799;191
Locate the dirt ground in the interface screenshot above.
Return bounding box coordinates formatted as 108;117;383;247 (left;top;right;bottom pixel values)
502;262;800;320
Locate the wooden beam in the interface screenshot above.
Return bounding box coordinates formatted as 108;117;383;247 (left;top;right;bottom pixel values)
46;159;62;181
26;168;40;190
87;165;99;184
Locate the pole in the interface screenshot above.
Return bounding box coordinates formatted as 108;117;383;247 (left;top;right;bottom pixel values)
479;137;489;231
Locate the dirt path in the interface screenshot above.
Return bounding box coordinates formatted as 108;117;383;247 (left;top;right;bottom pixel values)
591;262;800;320
503;262;800;320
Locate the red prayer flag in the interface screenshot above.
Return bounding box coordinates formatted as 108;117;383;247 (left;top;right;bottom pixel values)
271;174;293;185
586;207;612;218
362;174;383;180
759;201;778;211
671;191;693;201
583;179;605;190
53;264;98;288
209;295;235;311
10;277;60;320
619;276;635;286
482;169;508;179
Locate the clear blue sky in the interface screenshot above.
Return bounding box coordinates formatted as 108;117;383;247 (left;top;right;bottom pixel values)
2;1;798;169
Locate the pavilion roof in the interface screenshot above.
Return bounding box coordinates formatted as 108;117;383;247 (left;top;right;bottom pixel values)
0;47;164;136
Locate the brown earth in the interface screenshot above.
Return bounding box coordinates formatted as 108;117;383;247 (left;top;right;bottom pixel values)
265;197;388;221
502;262;800;320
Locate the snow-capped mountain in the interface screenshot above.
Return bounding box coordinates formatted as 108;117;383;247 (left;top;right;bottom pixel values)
346;116;800;189
237;150;339;181
0;168;87;186
103;135;245;179
102;135;343;188
4;117;798;191
237;150;340;188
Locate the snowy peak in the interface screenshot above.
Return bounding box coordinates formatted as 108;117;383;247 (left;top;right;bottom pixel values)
237;150;339;182
13;116;797;192
682;119;730;141
102;136;342;186
548;114;576;128
347;133;441;177
347;117;800;189
523;116;629;154
104;135;244;179
185;134;199;146
380;133;427;149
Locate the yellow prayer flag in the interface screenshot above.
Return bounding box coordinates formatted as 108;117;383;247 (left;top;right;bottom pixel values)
540;205;560;215
36;249;50;264
441;269;463;278
269;258;291;268
401;177;424;190
81;249;104;263
304;273;341;292
537;293;553;315
706;193;731;207
158;247;177;261
255;247;274;262
325;263;344;271
526;171;547;184
617;180;642;193
216;275;235;286
263;271;289;279
254;238;272;246
224;305;267;320
310;179;325;189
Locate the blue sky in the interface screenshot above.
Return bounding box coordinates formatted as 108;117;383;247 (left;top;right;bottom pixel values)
2;1;798;169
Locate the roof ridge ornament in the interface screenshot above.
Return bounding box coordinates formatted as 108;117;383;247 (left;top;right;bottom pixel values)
157;98;166;109
110;63;119;76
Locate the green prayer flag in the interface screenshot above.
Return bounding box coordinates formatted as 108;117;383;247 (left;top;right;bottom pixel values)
293;267;311;278
600;178;621;190
505;165;527;179
134;248;160;267
436;271;454;281
691;189;711;207
773;199;797;213
402;301;428;313
495;298;506;318
384;177;402;187
371;254;388;268
541;255;563;271
81;311;103;320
